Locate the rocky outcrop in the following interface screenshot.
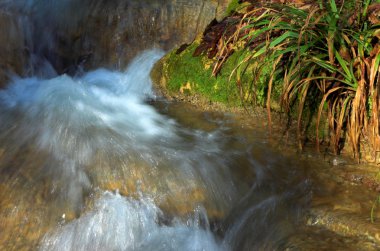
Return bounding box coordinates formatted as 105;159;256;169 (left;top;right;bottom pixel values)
0;0;233;87
56;0;220;70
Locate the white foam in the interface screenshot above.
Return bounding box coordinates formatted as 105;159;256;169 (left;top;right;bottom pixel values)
0;49;238;250
0;49;170;164
0;49;177;208
39;192;224;251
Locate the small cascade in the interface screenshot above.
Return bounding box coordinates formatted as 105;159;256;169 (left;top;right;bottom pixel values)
0;49;310;250
0;1;316;250
40;192;224;251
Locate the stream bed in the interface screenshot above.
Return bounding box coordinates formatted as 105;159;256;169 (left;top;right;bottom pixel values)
0;50;379;251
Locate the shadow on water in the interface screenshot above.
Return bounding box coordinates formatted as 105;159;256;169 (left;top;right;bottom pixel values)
0;49;313;250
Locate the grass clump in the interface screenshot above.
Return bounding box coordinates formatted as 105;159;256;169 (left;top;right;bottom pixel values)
193;0;380;160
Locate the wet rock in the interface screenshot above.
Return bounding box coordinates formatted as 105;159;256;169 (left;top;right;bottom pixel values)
0;183;71;251
286;225;380;251
307;207;380;246
0;10;26;88
55;0;220;70
94;164;227;220
0;0;234;84
330;156;347;166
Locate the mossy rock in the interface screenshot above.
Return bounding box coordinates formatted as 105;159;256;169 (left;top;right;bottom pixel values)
152;42;238;105
225;0;240;15
151;42;331;150
225;0;252;15
151;42;284;108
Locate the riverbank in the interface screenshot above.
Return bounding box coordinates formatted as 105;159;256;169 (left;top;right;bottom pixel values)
151;51;380;250
152;0;380;163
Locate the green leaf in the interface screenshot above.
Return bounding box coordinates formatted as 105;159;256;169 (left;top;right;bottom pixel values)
334;49;352;81
310;56;337;72
329;0;338;13
253;31;299;58
374;53;380;73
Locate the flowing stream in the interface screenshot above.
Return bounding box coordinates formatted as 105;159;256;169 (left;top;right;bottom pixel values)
5;1;378;250
0;49;313;250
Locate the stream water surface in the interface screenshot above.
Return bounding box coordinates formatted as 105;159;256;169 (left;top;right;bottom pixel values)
0;49;316;250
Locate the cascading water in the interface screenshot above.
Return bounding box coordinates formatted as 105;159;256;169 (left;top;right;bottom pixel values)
0;49;311;251
0;1;314;250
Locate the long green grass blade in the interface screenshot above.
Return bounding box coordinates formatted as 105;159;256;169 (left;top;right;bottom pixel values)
334;49;352;80
310;56;337;72
374;54;380;73
253;31;299;58
329;0;338;13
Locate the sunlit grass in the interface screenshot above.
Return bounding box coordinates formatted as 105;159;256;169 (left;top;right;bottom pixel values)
195;0;380;160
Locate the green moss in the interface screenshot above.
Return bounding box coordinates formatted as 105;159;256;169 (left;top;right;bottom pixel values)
159;43;285;109
158;43;323;142
225;0;241;15
225;0;253;16
163;43;242;105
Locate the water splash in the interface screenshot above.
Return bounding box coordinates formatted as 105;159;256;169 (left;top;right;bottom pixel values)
1;50;167;156
0;48;311;250
40;191;224;251
0;49;242;250
0;50;175;206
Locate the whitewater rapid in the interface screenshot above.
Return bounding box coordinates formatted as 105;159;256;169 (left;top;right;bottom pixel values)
0;49;238;250
0;48;311;251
